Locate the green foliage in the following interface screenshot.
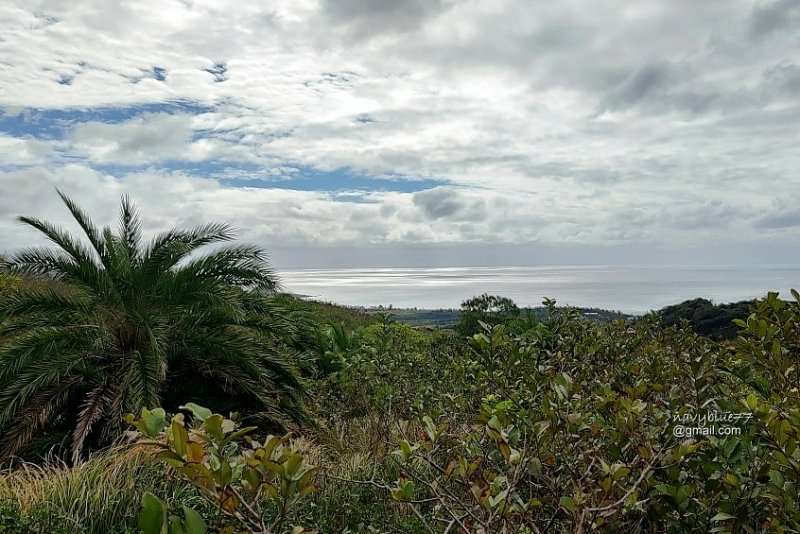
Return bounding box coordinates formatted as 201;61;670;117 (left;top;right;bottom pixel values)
660;297;753;340
139;492;206;534
314;294;800;532
0;192;310;462
0;445;196;533
313;322;363;375
3;248;800;534
0;274;21;294
456;293;520;336
127;403;318;534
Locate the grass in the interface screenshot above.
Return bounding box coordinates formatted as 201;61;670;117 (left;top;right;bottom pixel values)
0;418;419;533
0;445;199;533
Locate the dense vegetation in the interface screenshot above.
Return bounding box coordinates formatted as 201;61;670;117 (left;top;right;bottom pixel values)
659;298;753;340
367;302;629;329
1;197;799;533
0;194;310;463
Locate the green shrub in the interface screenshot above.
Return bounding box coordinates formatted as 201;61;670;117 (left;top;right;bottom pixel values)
126;403;319;534
315;294;800;532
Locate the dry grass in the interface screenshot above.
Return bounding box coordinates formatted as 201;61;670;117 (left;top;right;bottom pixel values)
0;444;195;533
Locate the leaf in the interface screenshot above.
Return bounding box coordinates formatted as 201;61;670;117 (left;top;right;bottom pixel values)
422;416;437;441
203;414;225;442
560;496;577;515
221;492;239;514
222;426;257;446
171;421;189;457
487;415;503;433
711;512;737;521
143;408;167;438
723;438;740;460
214;458;233;486
186;442;205;463
180;403;212;422
391;479;415;501
168;516;185;534
157;450;187;468
399;439;412;461
181;506;207;534
285;453;303;479
139;492;167;534
498;441;511;462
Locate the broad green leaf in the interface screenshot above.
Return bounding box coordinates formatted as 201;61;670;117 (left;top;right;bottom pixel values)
139;492;167;534
181;506;207;534
142;408;166;438
560;496;577;515
180;403;212;422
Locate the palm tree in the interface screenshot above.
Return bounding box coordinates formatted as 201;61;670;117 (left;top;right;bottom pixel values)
0;192;309;462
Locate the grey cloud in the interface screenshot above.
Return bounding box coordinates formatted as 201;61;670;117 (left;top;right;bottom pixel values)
413;187;464;219
667;202;747;231
750;0;800;38
757;212;800;228
601;64;670;111
756;207;800;229
412;187;486;221
379;204;396;218
321;0;448;41
596;62;720;115
759;62;800;101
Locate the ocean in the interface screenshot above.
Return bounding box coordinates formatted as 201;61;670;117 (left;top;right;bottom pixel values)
277;265;800;314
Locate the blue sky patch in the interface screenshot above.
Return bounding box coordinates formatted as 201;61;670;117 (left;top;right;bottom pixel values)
204;62;228;83
221;167;448;193
0;102;213;138
152;67;167;81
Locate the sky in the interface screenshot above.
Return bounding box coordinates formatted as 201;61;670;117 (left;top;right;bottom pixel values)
1;0;799;269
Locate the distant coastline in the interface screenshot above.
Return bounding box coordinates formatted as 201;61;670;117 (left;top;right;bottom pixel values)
280;264;800;314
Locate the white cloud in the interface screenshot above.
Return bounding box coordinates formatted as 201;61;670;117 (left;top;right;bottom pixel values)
0;0;799;266
0;134;54;165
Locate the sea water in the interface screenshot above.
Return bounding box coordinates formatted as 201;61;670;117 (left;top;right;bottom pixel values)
278;265;800;314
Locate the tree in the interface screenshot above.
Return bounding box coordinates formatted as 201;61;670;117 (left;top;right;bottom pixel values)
0;191;309;462
456;293;520;336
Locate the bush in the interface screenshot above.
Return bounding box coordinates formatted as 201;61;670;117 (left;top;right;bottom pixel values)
2;290;799;532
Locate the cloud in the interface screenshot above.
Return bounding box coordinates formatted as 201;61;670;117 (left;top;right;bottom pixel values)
755;196;800;229
759;62;800;102
412;187;486;221
320;0;449;41
757;210;800;229
70;113;195;164
1;0;799;267
0;134;54;165
750;0;800;38
599;63;671;112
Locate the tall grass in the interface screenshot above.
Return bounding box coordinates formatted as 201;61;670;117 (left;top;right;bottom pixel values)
296;415;426;533
0;445;198;533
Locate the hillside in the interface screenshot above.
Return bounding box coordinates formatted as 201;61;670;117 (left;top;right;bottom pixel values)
365;305;633;328
658;297;754;340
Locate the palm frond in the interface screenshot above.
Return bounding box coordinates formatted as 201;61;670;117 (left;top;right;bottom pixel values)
118;194;142;264
56;189;110;269
174;244;280;291
16;216;97;268
0;376;80;460
142;222;235;275
72;378;113;463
